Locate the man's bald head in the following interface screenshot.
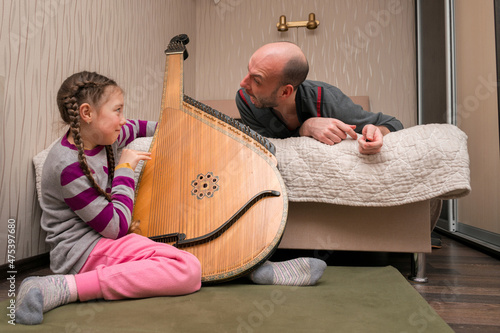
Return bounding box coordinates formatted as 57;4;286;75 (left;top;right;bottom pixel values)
252;42;309;90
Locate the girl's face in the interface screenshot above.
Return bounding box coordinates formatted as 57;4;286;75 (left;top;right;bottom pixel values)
86;87;126;148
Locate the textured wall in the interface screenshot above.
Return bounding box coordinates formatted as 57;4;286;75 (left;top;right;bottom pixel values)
0;0;196;264
0;0;417;265
195;0;416;127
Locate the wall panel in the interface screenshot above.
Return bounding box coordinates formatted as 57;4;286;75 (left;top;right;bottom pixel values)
0;0;196;264
455;0;500;234
0;0;417;265
195;0;416;128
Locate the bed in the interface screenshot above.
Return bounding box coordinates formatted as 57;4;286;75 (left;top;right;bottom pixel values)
195;98;471;281
33;97;471;282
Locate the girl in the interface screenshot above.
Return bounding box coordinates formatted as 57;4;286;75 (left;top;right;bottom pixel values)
17;70;326;325
16;71;202;325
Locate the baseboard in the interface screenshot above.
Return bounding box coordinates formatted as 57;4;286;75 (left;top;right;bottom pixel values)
456;223;500;247
435;223;500;259
0;252;50;280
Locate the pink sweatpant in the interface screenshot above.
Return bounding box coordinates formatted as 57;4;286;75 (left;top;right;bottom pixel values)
74;233;201;302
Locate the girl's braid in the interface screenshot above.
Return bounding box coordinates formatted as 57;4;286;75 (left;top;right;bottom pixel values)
105;145;115;184
57;71;119;202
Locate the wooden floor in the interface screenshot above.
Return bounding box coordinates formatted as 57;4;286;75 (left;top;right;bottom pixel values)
1;232;499;332
408;234;500;333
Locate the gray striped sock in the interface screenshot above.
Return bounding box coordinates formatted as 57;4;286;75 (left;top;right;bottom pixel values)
250;258;327;286
16;275;73;325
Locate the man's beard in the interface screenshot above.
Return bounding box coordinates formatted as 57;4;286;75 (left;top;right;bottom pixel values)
249;86;280;109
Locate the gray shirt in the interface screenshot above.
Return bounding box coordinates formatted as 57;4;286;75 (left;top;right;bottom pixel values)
236;80;403;138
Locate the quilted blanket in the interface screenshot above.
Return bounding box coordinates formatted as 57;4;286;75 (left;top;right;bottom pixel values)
33;124;470;208
269;123;470;207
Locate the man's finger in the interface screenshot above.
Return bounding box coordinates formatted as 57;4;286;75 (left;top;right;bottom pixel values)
341;124;358;140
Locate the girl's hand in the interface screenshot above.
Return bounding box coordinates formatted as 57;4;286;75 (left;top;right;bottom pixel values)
118;149;152;170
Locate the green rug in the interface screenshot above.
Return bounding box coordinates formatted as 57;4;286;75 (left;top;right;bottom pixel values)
1;266;452;332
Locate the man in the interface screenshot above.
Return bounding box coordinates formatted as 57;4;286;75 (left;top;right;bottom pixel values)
236;41;403;154
235;42;438;284
236;42;442;251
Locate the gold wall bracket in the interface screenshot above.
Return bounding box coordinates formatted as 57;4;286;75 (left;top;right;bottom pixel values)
277;13;320;31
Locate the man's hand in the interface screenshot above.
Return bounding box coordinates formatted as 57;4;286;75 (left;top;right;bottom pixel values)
358;124;388;155
300;118;357;145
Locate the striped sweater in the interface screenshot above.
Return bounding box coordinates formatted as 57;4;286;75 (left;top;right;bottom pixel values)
40;120;157;274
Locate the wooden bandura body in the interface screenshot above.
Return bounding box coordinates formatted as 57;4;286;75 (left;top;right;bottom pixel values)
132;36;288;283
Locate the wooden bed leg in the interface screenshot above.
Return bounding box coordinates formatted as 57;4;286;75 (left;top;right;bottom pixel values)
408;252;428;283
